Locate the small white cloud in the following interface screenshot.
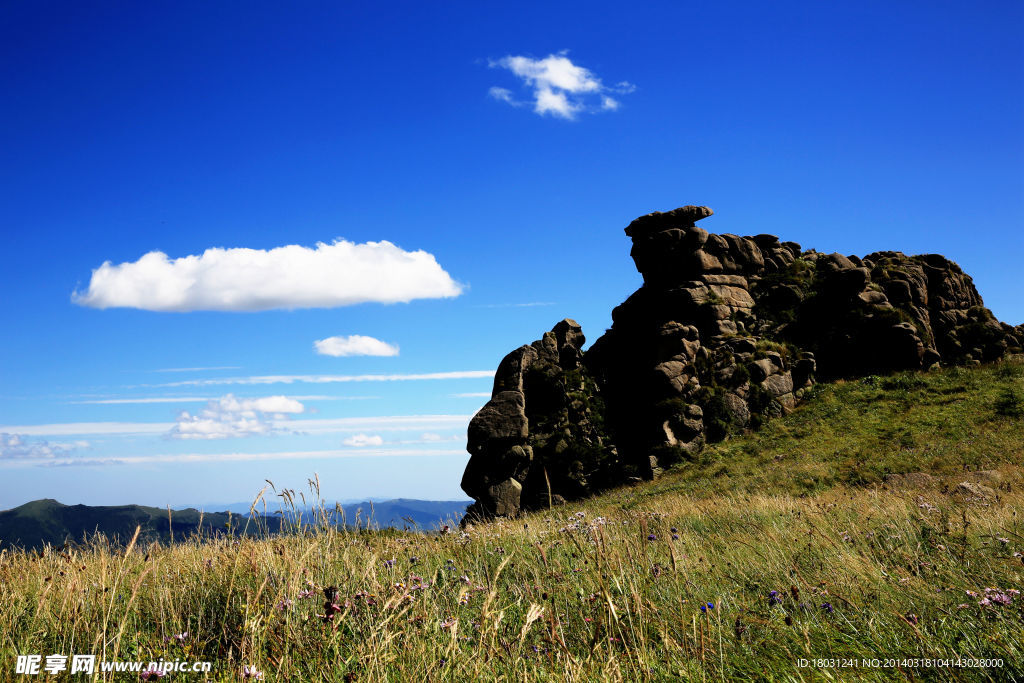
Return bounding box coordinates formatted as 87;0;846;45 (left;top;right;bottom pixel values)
72;239;463;312
489;52;631;120
314;335;399;357
170;394;305;440
420;432;443;442
343;434;384;447
452;392;491;398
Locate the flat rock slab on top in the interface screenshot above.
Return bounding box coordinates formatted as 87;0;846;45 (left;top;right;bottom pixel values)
624;205;714;237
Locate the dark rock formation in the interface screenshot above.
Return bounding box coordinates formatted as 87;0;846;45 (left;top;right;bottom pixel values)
462;206;1024;519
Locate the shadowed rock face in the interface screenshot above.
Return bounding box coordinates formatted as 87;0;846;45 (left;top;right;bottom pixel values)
461;206;1024;520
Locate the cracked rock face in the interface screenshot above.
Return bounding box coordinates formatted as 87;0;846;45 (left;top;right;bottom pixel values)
461;206;1024;520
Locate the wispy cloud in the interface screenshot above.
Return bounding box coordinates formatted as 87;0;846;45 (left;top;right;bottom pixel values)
1;434;89;460
342;434;384;447
288;414;471;435
488;51;634;120
72;239;463;312
73;396;219;405
314;335;399;357
0;422;173;437
2;448;469;468
155;366;241;373
488;86;520;105
474;301;557;308
452;392;491;398
1;414;471;437
155;370;494;387
71;395;377;405
170;394;305;440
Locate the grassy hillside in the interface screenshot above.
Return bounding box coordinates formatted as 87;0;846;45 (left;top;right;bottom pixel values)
0;361;1021;681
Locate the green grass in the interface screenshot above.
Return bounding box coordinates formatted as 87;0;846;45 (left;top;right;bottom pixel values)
1;361;1022;681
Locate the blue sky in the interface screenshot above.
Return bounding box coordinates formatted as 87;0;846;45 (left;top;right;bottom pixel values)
1;1;1021;510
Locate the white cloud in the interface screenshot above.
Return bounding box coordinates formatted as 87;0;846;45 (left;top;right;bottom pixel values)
72;239;463;312
452;392;491;398
156;370;494;387
314;335;399;357
170;394;305;440
343;434;384;447
489;52;632;120
1;434;88;460
497;54;601;93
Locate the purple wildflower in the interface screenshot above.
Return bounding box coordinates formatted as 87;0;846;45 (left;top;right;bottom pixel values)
647;534;657;542
139;666;165;680
769;590;782;605
242;665;264;680
821;602;834;613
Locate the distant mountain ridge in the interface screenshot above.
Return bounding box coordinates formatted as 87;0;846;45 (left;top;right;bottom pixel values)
0;498;470;549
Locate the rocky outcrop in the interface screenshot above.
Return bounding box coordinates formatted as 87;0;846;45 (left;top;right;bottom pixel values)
461;320;614;520
462;205;1024;519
